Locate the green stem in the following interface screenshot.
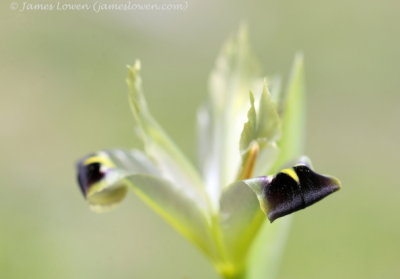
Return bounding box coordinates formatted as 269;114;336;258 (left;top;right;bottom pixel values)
222;270;246;279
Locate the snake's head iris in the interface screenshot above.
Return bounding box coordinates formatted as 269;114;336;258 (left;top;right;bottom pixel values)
76;153;128;212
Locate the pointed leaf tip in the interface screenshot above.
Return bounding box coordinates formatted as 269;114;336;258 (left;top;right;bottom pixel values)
126;60;141;72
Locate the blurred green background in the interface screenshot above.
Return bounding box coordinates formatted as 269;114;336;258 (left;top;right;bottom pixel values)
1;0;399;278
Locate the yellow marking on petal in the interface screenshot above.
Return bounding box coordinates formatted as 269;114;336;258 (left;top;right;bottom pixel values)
281;168;299;183
83;155;115;167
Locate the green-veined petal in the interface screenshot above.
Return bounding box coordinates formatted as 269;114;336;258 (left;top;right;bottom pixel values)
126;61;210;213
201;25;264;210
76;149;214;256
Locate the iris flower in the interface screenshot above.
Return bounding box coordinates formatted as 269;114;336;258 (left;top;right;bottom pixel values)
76;26;340;279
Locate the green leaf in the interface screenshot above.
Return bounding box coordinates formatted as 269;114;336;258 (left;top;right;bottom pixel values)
246;217;292;279
76;149;214;257
126;61;211;213
273;53;306;171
